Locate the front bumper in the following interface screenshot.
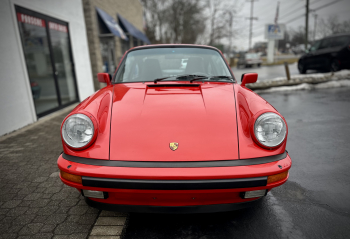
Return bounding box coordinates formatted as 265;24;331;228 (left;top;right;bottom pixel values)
57;152;291;213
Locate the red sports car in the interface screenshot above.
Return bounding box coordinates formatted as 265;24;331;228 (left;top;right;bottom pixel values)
58;44;291;213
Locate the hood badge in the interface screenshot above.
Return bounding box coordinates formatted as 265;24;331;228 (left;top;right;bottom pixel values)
169;142;179;151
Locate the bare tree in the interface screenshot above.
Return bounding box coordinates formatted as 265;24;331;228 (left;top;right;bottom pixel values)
206;0;231;45
201;0;241;54
316;15;350;38
141;0;206;44
141;0;241;48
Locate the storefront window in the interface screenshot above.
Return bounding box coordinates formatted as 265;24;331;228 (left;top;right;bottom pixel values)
133;37;138;47
16;6;78;117
121;38;130;54
100;37;116;74
17;11;59;115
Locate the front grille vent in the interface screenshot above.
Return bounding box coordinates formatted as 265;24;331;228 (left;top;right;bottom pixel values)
148;84;200;87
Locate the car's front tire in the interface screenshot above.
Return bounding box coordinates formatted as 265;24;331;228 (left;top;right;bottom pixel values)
330;59;341;72
298;61;307;74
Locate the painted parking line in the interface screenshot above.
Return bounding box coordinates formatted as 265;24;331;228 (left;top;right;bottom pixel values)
88;211;128;239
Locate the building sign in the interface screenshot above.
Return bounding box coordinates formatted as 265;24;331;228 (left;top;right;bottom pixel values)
49;22;68;32
265;24;285;40
17;13;45;27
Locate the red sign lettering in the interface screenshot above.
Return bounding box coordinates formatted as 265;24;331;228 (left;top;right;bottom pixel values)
48;22;68;33
17;13;45;27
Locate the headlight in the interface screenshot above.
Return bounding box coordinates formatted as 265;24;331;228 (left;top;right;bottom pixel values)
254;112;287;148
62;113;95;149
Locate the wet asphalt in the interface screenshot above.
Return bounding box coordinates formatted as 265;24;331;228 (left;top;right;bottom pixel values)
123;87;350;239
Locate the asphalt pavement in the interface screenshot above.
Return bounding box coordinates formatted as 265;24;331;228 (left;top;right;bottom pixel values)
123;87;350;239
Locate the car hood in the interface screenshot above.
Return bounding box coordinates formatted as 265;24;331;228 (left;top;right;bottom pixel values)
109;82;239;162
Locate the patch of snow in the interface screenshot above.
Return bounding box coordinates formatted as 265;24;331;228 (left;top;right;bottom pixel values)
270;69;350;82
314;79;350;89
255;79;350;94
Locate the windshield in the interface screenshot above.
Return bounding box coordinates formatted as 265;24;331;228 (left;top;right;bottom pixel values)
114;47;232;83
309;40;321;52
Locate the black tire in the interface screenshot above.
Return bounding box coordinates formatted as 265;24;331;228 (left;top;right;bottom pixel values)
298;61;307;74
330;59;341;72
257;63;261;67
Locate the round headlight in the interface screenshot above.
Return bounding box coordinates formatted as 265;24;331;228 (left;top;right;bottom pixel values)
62;114;95;149
254;112;287;148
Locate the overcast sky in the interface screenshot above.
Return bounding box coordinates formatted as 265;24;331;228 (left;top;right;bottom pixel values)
232;0;350;50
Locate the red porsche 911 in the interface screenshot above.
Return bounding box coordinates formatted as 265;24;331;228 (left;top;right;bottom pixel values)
57;45;291;213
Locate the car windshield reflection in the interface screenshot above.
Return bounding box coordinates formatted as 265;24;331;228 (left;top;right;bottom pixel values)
114;47;232;83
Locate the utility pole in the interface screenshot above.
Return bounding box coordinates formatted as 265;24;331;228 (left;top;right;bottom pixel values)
305;0;309;50
225;10;234;60
246;0;258;50
313;13;318;41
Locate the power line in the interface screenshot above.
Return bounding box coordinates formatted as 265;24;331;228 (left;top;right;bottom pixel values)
311;0;343;12
280;0;343;25
253;0;344;32
259;0;321;22
257;0;302;21
253;0;291;17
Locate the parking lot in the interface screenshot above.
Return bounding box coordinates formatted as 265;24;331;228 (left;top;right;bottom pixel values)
1;86;350;239
123;87;350;239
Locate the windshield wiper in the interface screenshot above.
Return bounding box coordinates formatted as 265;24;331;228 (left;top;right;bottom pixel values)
190;76;234;83
153;76;174;83
153;74;208;83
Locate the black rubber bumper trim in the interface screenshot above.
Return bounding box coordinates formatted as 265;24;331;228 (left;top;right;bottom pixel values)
85;197;261;214
62;151;287;168
81;176;267;190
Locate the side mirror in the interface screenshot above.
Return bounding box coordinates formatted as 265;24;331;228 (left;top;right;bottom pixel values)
97;73;112;86
241;73;258;87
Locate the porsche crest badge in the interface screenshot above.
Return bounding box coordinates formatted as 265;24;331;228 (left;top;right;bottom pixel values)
169;142;179;151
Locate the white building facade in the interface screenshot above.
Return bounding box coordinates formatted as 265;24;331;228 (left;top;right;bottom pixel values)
0;0;95;136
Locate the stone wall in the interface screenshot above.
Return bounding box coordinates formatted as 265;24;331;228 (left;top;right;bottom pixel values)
82;0;144;91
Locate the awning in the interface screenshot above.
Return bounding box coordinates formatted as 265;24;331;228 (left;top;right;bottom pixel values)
96;7;128;40
118;14;150;44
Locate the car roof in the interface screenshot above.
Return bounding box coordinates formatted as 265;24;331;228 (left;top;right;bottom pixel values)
323;33;350;39
127;44;222;53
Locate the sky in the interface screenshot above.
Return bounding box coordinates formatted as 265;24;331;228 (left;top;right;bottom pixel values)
232;0;350;50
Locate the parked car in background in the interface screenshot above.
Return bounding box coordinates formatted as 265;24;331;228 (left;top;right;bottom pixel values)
237;53;262;68
298;33;350;74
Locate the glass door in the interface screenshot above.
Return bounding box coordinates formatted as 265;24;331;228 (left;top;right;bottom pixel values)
16;6;78;117
48;21;78;105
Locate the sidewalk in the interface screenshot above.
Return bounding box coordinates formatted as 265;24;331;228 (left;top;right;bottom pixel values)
0;107;99;239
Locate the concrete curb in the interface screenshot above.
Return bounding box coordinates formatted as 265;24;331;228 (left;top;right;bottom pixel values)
88;211;128;239
246;72;350;90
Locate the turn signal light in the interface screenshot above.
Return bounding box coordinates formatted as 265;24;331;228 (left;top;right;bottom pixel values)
60;170;82;184
267;171;288;184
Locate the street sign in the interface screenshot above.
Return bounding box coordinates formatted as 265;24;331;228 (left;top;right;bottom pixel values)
265;24;285;40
